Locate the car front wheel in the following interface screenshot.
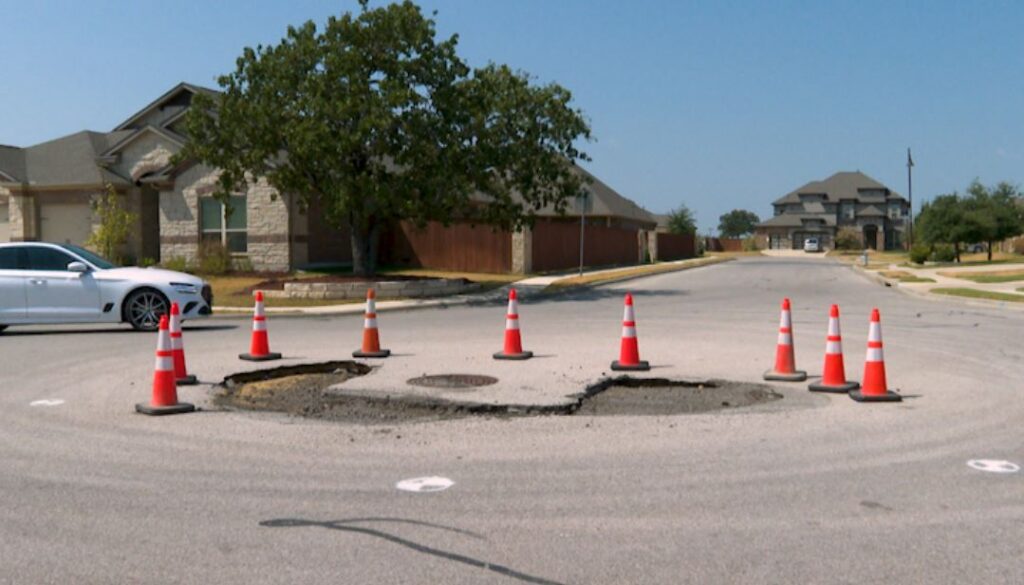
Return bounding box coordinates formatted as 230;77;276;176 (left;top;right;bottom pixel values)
124;288;170;331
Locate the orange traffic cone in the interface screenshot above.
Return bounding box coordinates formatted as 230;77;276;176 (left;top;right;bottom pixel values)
353;288;390;358
809;305;859;393
764;298;807;381
493;288;533;360
136;315;195;415
169;302;197;385
611;293;650;371
239;291;282;361
850;308;901;402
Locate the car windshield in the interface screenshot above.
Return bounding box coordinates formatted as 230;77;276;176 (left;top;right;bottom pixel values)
59;244;118;270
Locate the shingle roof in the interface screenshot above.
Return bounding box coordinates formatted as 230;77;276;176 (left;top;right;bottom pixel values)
6;131;133;187
0;145;26;182
858;205;885;217
772;171;901;205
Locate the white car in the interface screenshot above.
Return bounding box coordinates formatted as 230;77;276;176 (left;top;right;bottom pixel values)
803;237;821;253
0;242;211;332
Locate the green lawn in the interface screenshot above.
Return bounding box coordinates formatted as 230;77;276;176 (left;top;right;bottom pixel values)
936;269;1024;284
546;256;730;290
878;270;935;284
930;288;1024;303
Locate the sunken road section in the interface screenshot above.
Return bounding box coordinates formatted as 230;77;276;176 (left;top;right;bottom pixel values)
215;362;783;424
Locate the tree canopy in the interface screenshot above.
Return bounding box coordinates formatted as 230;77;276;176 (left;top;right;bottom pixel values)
717;209;760;238
666;204;697;235
916;180;1023;262
176;0;591;275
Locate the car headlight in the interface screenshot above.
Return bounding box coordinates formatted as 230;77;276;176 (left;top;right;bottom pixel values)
170;282;200;295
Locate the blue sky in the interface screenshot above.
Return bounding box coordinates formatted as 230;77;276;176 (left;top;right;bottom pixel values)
3;1;1022;233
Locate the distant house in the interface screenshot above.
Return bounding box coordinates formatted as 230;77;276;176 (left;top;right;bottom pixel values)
0;82;657;273
756;171;910;251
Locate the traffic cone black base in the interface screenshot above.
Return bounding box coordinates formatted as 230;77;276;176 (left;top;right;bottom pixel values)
135;402;195;416
176;375;199;386
809;380;859;393
612;360;650;371
239;352;282;362
353;349;391;359
850;389;902;402
763;369;807;382
493;350;533;360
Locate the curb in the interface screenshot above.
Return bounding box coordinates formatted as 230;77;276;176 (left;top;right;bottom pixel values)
210;257;730;318
847;264;1024;312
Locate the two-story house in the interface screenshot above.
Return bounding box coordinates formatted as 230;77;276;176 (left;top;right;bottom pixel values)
756;171;910;251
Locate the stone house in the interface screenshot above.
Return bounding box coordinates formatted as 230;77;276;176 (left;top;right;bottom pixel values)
756;171;910;251
0;82;659;273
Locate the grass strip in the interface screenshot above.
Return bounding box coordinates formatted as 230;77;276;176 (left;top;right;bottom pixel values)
878;271;935;283
935;269;1024;284
546;256;731;291
931;288;1024;303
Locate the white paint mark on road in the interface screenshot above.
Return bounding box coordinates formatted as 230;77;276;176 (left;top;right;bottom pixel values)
396;476;455;493
967;459;1020;474
30;399;65;407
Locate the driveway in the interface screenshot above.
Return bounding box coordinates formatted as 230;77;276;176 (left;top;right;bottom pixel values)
1;256;1022;584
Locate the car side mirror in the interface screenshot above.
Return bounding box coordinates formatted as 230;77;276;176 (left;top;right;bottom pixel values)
67;261;89;273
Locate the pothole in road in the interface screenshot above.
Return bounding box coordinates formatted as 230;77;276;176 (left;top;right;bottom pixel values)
215;362;782;424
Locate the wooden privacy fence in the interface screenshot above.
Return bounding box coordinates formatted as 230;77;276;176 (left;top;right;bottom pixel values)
705;237;744;252
656;232;697;260
531;219;639;272
380;220;512;273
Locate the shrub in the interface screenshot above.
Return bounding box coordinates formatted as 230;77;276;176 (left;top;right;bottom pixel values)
931;244;957;262
198;241;233;275
909;244;931;264
86;184;137;264
138;257;158;268
162;256;191;273
834;227;862;251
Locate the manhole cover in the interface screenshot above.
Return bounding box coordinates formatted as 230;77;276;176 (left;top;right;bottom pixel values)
407;374;499;389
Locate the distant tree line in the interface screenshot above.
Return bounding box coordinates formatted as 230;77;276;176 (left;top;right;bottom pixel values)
915;180;1024;263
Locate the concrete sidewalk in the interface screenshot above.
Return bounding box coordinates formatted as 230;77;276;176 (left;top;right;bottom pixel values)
213;256;725;316
854;261;1024;309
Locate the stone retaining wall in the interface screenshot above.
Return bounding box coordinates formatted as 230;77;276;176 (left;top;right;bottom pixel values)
264;278;478;300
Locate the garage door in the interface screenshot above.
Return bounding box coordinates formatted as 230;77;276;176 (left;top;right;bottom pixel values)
39;202;92;245
0;199;9;242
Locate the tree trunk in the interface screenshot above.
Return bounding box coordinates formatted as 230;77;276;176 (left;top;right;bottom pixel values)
987;241;993;262
954;242;961;263
350;214;381;277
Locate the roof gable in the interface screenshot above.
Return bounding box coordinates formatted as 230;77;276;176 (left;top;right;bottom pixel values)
112;82;219;132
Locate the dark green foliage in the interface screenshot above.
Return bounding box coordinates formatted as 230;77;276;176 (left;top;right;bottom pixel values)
667;204;697;235
931;244;956;262
909;244;931;264
717;209;760;238
176;1;591;275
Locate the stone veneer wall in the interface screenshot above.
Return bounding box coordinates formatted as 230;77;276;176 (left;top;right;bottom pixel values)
159;166;293;272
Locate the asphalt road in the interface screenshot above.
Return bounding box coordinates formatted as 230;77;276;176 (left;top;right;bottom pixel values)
1;256;1022;584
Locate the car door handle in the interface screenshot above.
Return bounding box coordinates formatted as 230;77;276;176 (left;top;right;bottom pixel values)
28;279;45;285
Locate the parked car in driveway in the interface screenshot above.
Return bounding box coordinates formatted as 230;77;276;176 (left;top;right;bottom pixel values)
803;237;821;253
0;242;211;332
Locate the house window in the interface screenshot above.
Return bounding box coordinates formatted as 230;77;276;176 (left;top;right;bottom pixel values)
200;196;247;253
888;202;903;220
841;201;855;220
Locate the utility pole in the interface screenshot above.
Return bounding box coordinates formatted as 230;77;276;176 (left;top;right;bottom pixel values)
907;147;914;248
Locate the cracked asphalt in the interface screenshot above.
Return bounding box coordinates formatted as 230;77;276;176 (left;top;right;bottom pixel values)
1;256;1022;584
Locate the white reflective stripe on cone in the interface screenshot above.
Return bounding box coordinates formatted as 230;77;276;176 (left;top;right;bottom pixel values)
155;356;174;371
253;320;267;331
505;318;519;330
866;347;884;361
171;336;183;350
777;332;792;345
170;314;182;333
508;299;519;315
365;318;378;329
826;340;842;354
828;318;840;336
157;331;171;351
780;310;791;328
366;299;376;314
623;305;635;322
254;303;265;318
868;322;882;342
622;326;637;338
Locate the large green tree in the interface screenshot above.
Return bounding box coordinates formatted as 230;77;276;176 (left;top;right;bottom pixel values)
916;193;984;263
176;0;590;275
964;180;1024;261
717;209;760;238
